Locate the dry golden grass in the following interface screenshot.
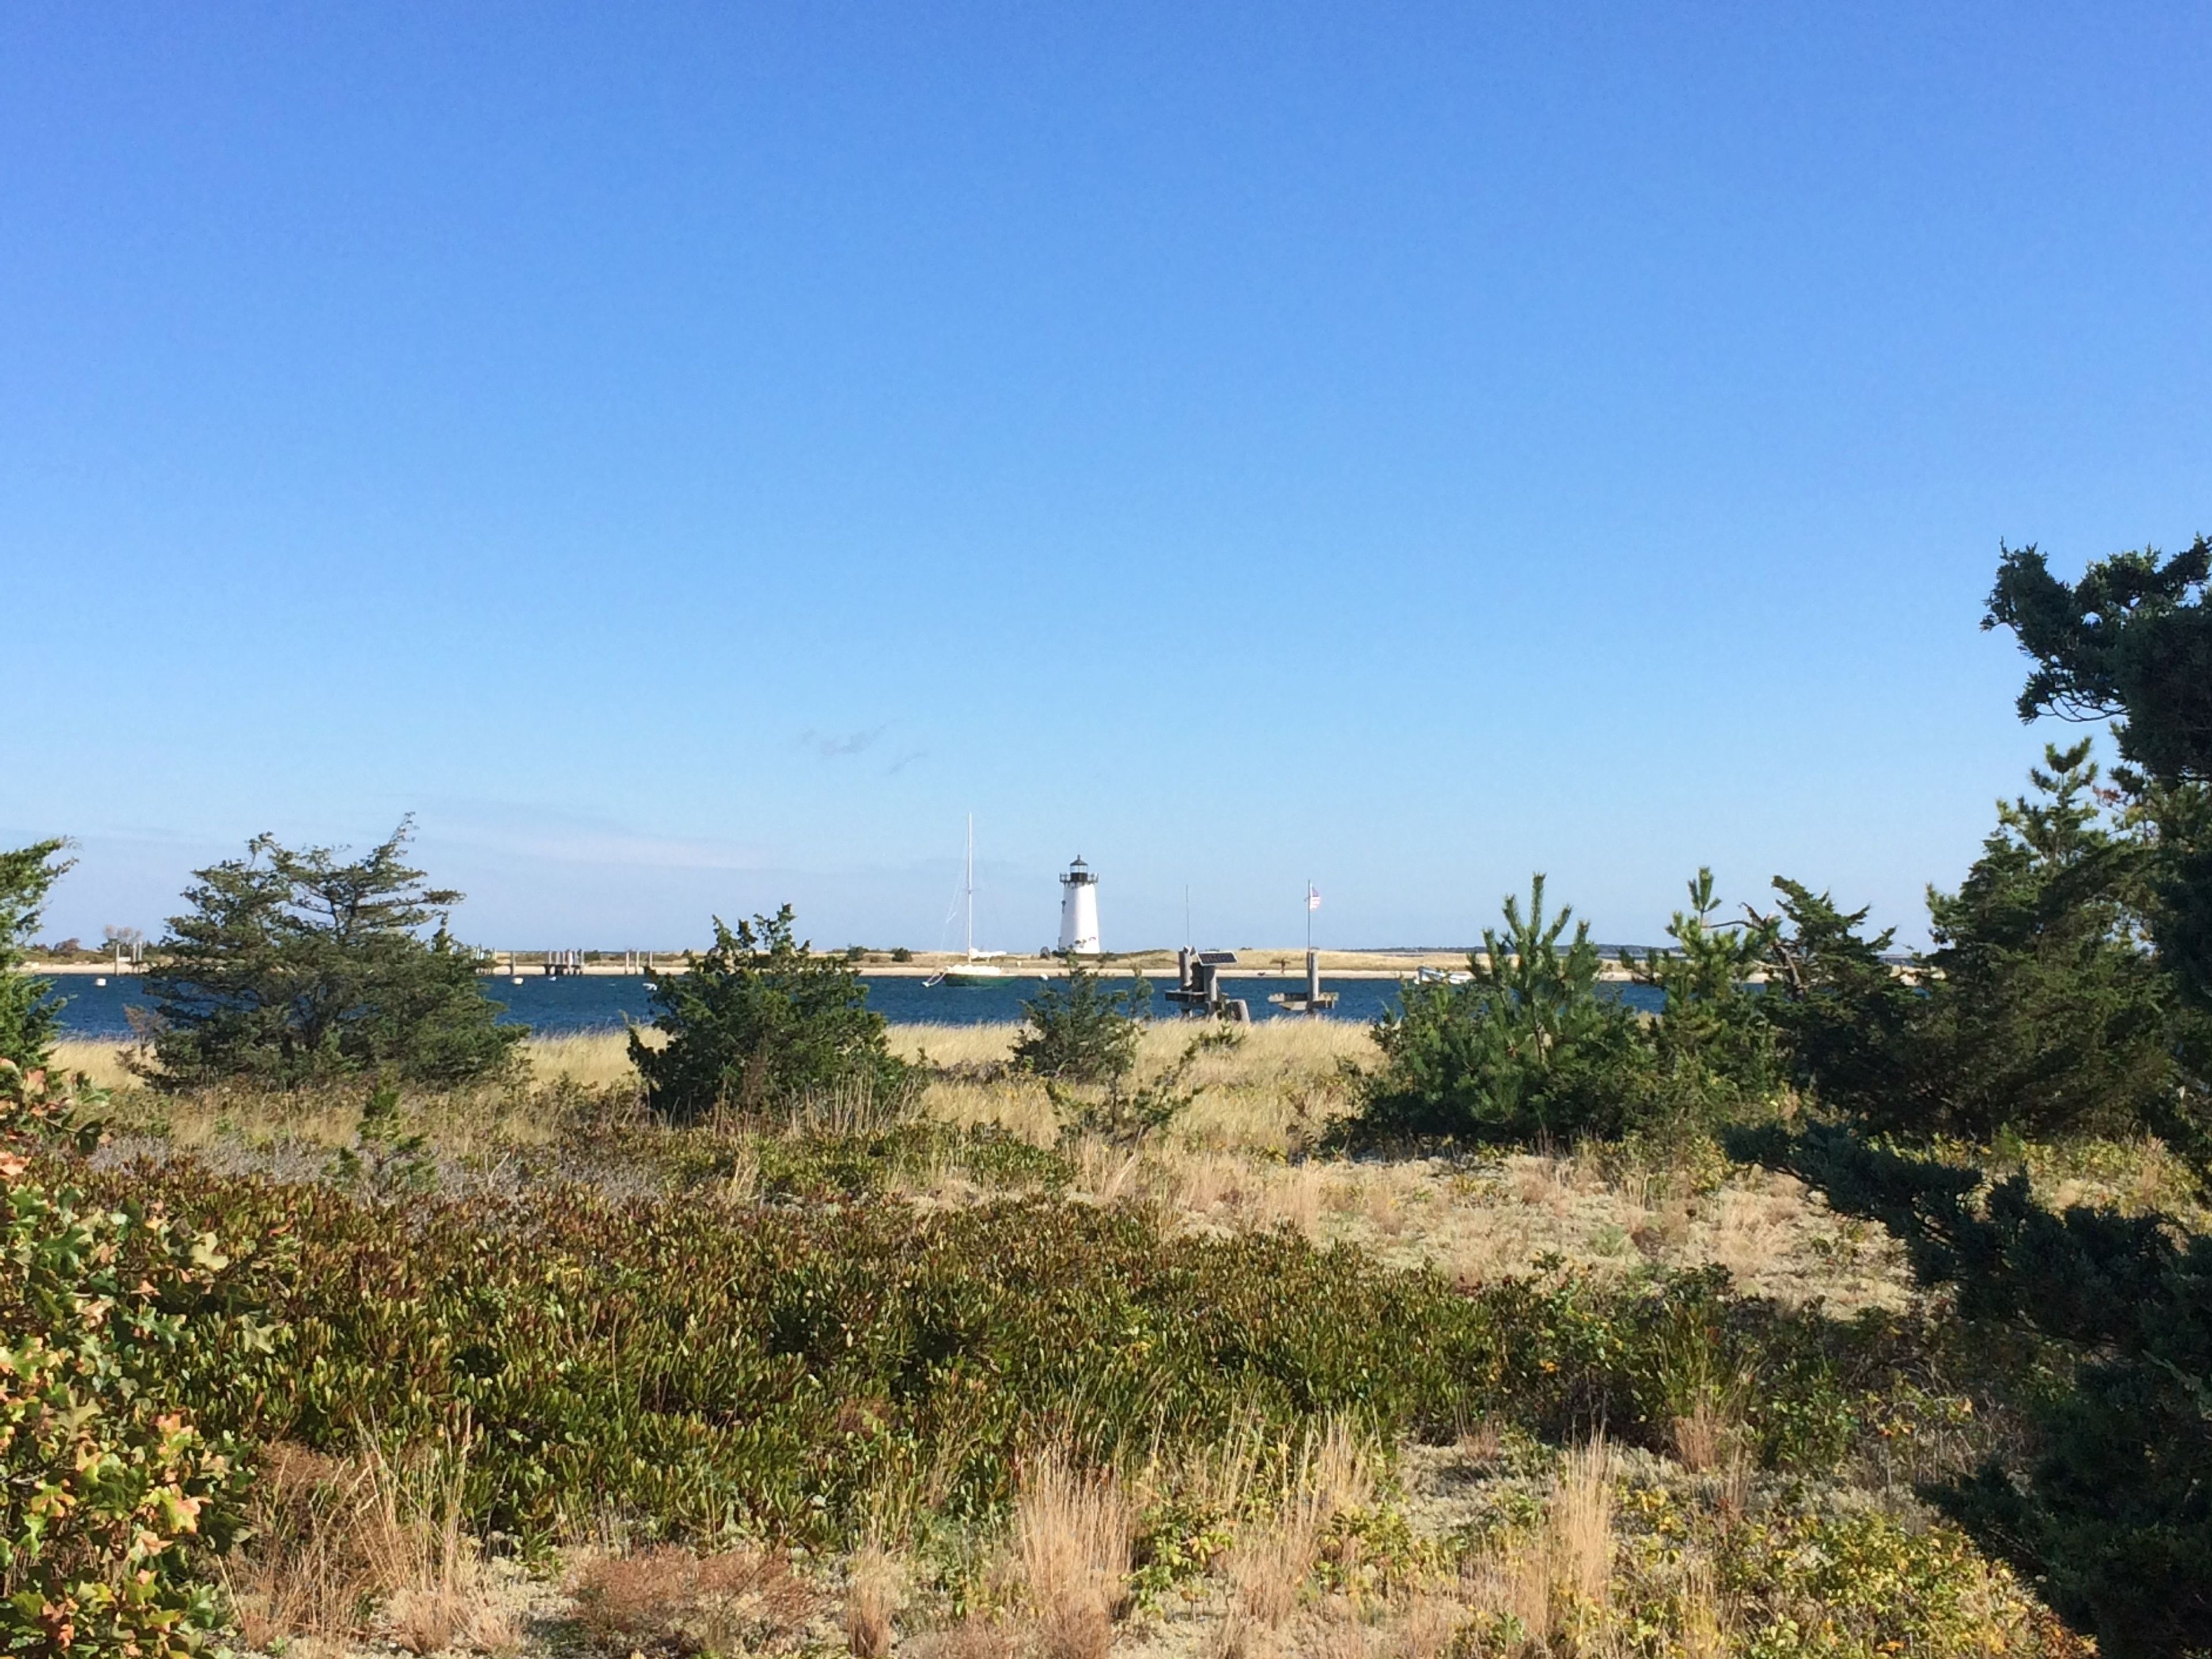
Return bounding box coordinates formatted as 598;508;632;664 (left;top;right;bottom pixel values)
529;1030;654;1088
1013;1451;1132;1659
50;1038;139;1092
906;1020;1373;1156
570;1543;814;1657
55;1032;654;1096
1441;1436;1615;1654
843;1541;905;1659
223;1440;519;1657
221;1444;381;1654
1225;1420;1377;1634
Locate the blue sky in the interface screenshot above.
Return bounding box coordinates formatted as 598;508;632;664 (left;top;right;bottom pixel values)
5;3;2208;953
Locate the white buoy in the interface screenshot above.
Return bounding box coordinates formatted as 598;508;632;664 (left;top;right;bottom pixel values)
1058;855;1101;955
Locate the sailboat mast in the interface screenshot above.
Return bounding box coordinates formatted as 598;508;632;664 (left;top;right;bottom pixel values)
965;815;975;958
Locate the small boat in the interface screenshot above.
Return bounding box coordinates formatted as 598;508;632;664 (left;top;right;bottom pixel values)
931;816;1009;987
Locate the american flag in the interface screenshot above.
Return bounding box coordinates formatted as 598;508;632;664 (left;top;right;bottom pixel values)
1306;884;1321;911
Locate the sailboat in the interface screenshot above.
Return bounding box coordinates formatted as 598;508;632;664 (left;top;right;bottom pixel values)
929;816;1009;987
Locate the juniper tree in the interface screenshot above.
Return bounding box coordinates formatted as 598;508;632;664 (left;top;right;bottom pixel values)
631;906;911;1124
145;819;520;1088
1756;876;1928;1127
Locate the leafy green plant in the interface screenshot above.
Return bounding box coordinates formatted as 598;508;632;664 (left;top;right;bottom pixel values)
73;1149;1915;1556
143;820;522;1090
1;1060;278;1657
630;906;912;1125
1012;957;1149;1085
0;839;72;1070
1349;874;1651;1144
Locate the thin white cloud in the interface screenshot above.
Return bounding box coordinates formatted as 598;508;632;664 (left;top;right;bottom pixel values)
412;801;772;872
802;725;889;759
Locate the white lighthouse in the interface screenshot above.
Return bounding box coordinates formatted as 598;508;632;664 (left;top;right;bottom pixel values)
1057;855;1101;955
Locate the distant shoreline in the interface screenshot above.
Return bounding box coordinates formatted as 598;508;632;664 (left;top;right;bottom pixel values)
20;951;1652;983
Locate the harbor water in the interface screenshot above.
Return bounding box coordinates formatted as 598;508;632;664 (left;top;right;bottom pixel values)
48;970;1666;1039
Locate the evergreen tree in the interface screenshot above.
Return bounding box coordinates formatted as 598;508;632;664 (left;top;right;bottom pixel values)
0;839;72;1069
1989;536;2212;1010
1356;874;1650;1142
1624;868;1782;1114
631;906;911;1124
145;820;520;1088
1758;876;1928;1128
1012;954;1149;1084
1922;741;2183;1141
1736;1122;2212;1658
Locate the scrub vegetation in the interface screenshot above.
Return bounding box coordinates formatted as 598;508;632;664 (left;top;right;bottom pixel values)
5;536;2211;1658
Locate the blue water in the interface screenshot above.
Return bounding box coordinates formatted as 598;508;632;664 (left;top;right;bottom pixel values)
48;972;1667;1039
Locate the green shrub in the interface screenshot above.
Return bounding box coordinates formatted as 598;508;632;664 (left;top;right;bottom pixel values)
143;821;522;1090
1;1062;277;1657
323;1080;436;1198
1350;874;1652;1143
1012;957;1149;1084
736;1122;1073;1200
77;1151;1922;1555
631;906;912;1125
0;839;71;1070
1736;1122;2212;1657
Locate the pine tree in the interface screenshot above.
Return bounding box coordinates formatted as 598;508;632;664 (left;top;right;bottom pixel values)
1922;740;2180;1140
0;839;72;1069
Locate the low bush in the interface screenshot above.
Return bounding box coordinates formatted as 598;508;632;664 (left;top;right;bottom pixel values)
1736;1122;2212;1657
1;1061;278;1657
1349;876;1654;1145
631;906;913;1125
77;1149;1934;1556
735;1122;1074;1200
1013;957;1150;1085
